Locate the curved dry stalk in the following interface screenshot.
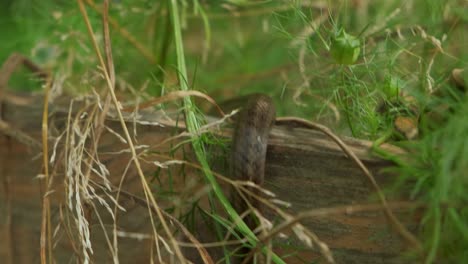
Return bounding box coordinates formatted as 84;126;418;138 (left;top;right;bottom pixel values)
122;90;226;118
249;201;422;263
237;185;335;264
276;117;422;251
40;76;53;264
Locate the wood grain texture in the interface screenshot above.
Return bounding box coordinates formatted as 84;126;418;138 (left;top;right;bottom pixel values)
0;93;417;264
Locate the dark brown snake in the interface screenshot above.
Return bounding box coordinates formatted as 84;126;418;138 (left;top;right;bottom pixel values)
230;94;276;262
183;94;275;264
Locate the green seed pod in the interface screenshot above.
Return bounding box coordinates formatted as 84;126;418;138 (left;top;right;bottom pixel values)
330;28;361;65
382;75;403;99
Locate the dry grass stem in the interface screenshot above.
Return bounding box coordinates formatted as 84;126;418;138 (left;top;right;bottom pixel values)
276;117;422;250
40;76;53;264
77;0;185;261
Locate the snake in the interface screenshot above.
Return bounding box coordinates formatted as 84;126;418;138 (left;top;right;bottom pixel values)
182;94;276;264
230;93;276;262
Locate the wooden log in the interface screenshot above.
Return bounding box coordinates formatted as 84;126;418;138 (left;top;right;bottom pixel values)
0;93;416;263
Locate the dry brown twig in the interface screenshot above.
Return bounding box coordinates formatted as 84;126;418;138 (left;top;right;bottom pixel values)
84;0;157;64
40;76;53;264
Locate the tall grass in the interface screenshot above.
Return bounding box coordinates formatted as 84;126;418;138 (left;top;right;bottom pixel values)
1;0;467;263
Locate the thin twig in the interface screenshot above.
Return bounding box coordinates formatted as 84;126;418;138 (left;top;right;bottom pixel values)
40;76;53;264
84;0;157;64
100;1;120;261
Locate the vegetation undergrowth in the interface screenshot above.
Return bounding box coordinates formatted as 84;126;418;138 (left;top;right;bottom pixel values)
0;0;467;263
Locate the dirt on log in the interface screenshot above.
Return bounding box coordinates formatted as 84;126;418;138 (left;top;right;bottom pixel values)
0;93;418;264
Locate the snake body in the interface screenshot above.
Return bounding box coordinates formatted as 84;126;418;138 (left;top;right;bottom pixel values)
231;94;276;262
182;94;275;263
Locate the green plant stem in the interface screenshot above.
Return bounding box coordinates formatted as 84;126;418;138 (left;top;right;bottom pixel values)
169;1;284;263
